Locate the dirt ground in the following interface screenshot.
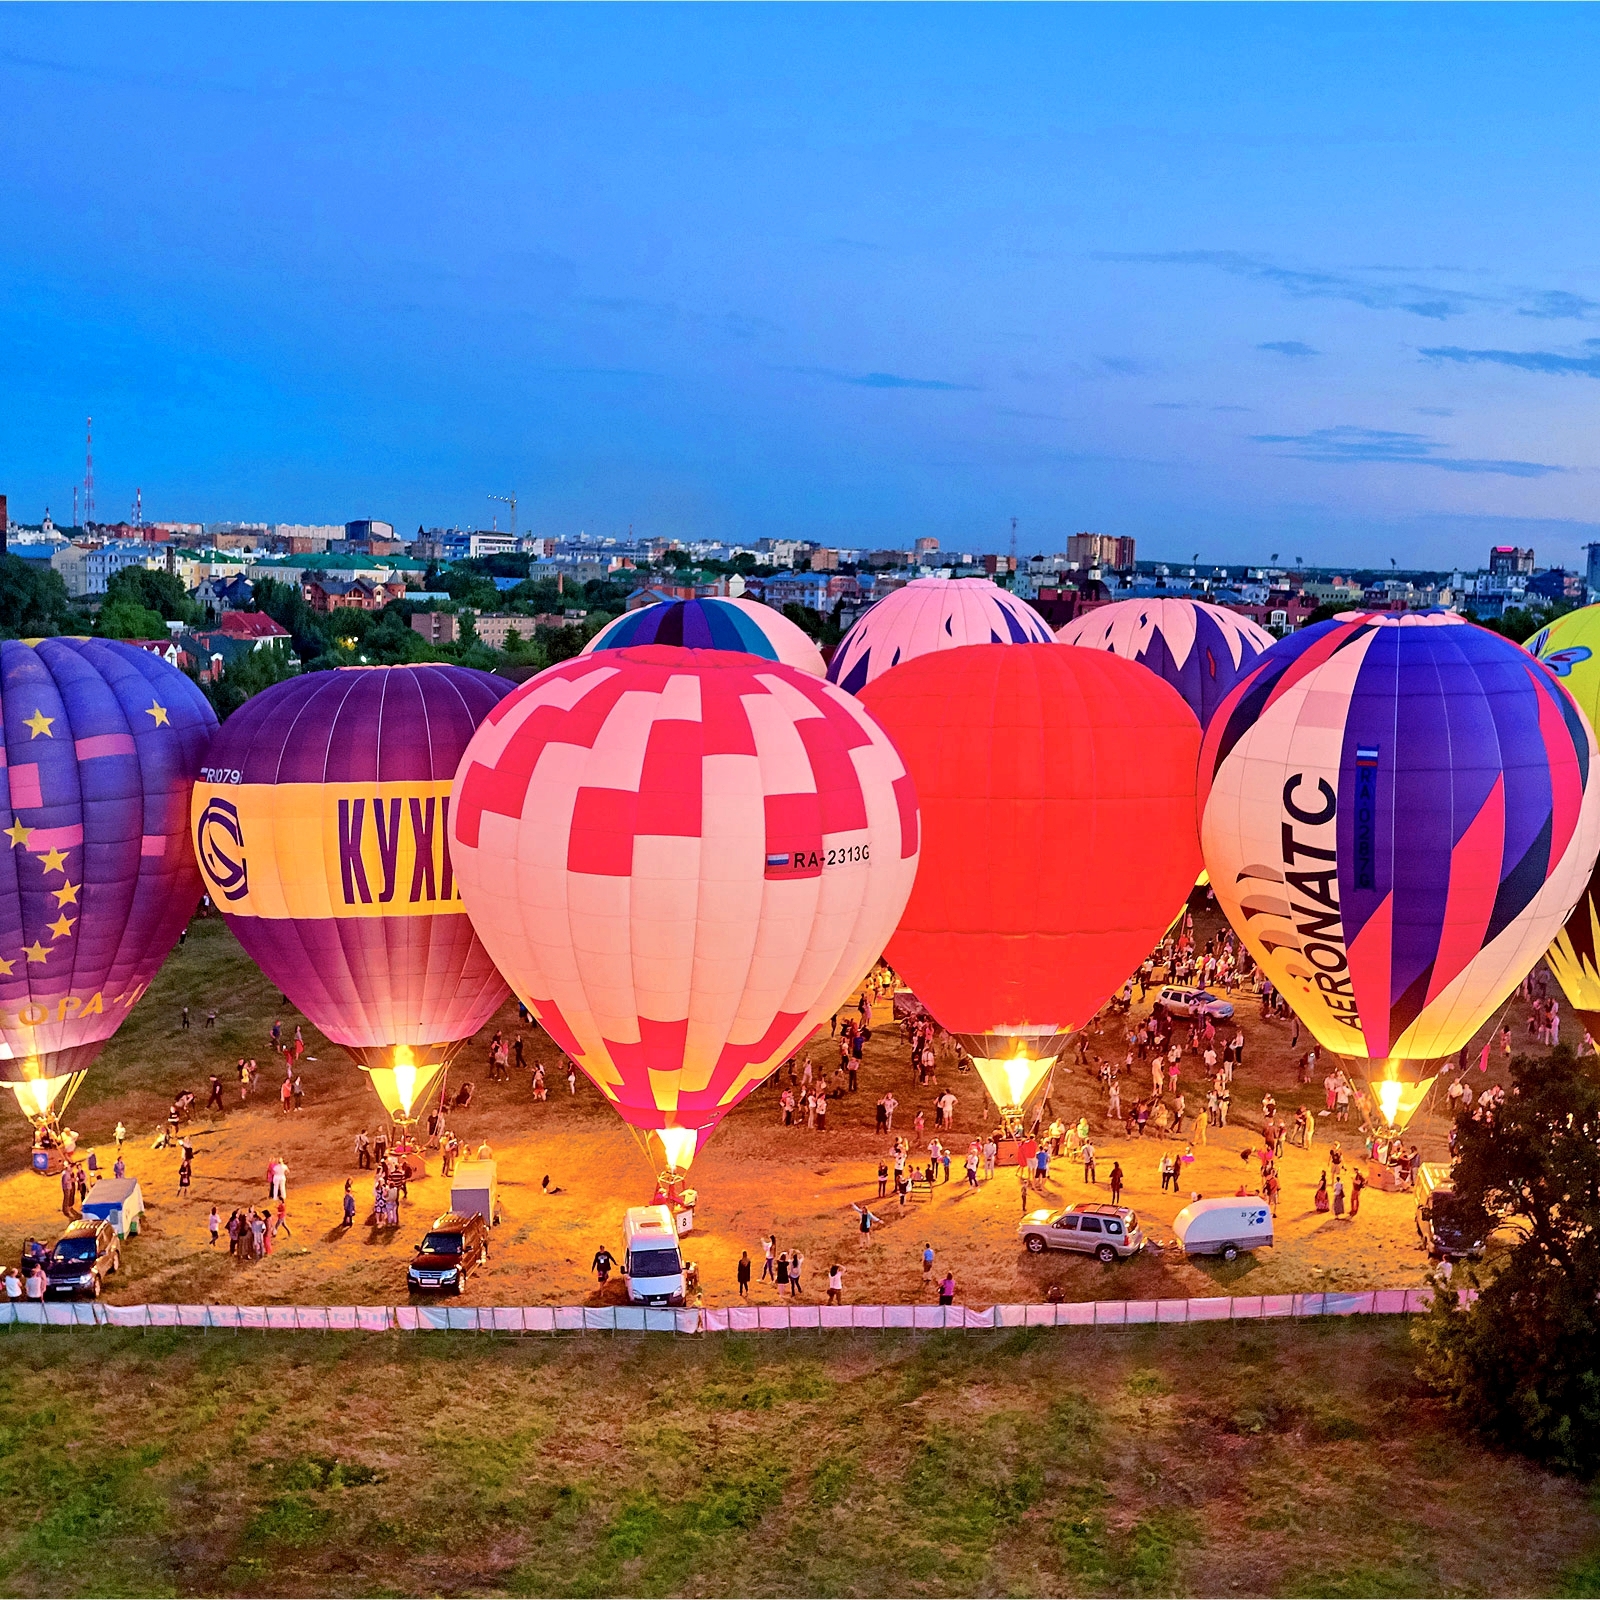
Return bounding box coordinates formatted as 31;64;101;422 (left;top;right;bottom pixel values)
0;903;1557;1310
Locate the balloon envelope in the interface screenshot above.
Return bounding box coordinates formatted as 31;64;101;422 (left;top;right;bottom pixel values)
827;577;1054;694
859;643;1203;1073
190;665;513;1057
1055;597;1276;729
1526;605;1600;1034
1200;612;1600;1091
585;597;825;676
0;639;216;1109
448;645;919;1166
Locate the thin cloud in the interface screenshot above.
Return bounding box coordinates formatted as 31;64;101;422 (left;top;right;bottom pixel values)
834;370;977;392
1421;343;1600;378
1258;340;1318;358
1096;250;1593;323
1251;424;1561;478
1519;291;1600;320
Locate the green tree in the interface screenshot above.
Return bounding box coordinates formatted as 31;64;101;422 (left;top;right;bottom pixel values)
200;642;299;720
96;598;169;640
436;570;503;611
1413;1045;1600;1474
252;578;331;662
1468;599;1577;644
103;566;199;624
0;556;86;639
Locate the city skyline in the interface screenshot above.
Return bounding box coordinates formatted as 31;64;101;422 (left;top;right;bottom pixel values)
4;7;1600;568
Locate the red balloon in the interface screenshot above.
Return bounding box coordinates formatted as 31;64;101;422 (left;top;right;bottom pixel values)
860;644;1202;1062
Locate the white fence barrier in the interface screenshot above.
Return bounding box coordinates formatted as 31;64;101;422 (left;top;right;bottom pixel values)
0;1287;1467;1334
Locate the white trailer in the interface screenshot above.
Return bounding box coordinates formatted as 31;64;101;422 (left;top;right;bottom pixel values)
1172;1197;1273;1262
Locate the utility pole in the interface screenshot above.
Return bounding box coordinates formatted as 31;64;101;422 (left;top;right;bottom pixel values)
488;492;517;539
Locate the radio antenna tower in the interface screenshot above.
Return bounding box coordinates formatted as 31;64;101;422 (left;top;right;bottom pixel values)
72;486;78;528
133;487;142;528
84;416;95;526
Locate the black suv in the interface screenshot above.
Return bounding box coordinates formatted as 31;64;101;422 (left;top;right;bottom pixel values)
45;1219;122;1298
408;1212;490;1295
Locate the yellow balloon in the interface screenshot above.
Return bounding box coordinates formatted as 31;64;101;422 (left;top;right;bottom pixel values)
1528;606;1600;1033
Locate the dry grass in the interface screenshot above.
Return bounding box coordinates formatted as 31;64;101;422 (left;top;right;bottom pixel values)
0;1317;1595;1598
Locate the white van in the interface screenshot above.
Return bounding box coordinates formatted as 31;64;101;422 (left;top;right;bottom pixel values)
1172;1197;1273;1262
622;1205;686;1306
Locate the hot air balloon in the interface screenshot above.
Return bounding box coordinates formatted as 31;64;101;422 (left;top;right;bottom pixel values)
859;644;1203;1126
0;639;216;1134
584;597;825;676
1527;605;1600;1038
448;645;919;1182
827;577;1055;694
1055;597;1276;729
190;665;513;1147
1200;610;1600;1130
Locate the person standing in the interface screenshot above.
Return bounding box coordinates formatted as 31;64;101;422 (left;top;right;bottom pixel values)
182;1004;191;1030
592;1246;615;1287
207;1074;224;1111
114;1121;125;1154
207;1205;221;1245
178;1157;192;1200
1332;1177;1346;1218
342;1181;357;1229
1034;1143;1051;1191
937;1272;956;1307
737;1252;752;1297
827;1263;843;1305
983;1137;997;1182
1081;1140;1097;1185
761;1235;776;1281
854;1205;881;1245
1350;1168;1366;1218
921;1242;935;1288
1109;1161;1124;1205
775;1251;790;1291
789;1250;803;1296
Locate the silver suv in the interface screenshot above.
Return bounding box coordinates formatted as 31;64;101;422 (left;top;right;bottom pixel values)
1019;1203;1144;1263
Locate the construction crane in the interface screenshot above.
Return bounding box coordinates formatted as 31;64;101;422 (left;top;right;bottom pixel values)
488;492;517;539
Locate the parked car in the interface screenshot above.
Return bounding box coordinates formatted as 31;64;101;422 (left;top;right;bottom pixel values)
1415;1163;1488;1261
1157;986;1234;1020
407;1212;490;1295
43;1218;121;1298
1018;1203;1144;1263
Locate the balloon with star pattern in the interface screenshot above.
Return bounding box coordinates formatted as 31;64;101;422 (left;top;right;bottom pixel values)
0;638;217;1122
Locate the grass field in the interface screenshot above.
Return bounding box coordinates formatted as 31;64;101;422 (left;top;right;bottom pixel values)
0;1317;1596;1599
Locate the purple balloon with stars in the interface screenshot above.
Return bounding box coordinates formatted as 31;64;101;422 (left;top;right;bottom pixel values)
0;638;217;1089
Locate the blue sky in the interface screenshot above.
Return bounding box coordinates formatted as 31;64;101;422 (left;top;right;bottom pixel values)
3;5;1599;568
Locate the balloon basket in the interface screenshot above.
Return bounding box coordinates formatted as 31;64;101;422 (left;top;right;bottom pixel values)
651;1171;699;1233
387;1121;430;1178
